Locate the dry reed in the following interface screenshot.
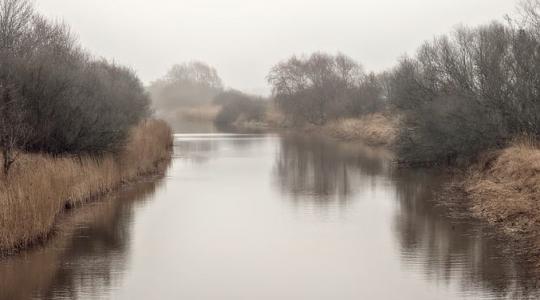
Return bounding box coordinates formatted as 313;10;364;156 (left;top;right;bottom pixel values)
175;105;221;122
322;113;398;146
0;119;173;254
465;137;540;235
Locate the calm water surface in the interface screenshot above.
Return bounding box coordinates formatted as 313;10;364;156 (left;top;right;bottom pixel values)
1;132;539;299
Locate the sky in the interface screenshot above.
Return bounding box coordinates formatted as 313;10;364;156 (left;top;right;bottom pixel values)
37;0;518;95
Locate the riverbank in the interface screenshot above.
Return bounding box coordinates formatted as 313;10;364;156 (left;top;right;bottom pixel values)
457;139;540;263
0;119;173;256
0;178;165;300
228;108;399;147
315;113;398;146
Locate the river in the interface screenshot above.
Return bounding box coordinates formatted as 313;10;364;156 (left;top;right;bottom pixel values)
1;131;539;299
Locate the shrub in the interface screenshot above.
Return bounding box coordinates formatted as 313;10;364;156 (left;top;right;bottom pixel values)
214;90;266;127
389;22;540;165
0;0;151;174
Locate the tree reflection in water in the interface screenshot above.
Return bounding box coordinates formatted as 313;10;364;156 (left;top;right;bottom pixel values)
274;133;392;207
274;134;540;299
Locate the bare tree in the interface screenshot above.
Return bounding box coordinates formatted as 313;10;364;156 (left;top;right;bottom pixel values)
268;52;382;125
166;61;223;90
0;0;32;50
0;83;27;176
389;18;540;165
517;0;540;34
149;61;224;113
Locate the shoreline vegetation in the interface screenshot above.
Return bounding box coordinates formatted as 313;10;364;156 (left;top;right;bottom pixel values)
0;120;173;256
0;0;173;255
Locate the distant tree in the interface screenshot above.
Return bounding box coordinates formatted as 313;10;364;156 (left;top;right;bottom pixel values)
149;61;223;111
517;0;540;34
166;61;223;90
268;52;381;125
213;89;266;127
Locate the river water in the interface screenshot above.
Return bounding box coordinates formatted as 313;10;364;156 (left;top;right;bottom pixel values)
1;131;539;299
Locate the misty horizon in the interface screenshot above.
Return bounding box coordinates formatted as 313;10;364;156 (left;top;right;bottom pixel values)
36;0;516;95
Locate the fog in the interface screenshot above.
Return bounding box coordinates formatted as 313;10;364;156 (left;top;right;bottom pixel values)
36;0;516;95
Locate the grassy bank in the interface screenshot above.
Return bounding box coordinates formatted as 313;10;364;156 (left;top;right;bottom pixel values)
175;105;221;122
465;139;540;236
0;178;164;300
211;96;398;146
320;113;398;146
435;139;540;264
0;119;173;255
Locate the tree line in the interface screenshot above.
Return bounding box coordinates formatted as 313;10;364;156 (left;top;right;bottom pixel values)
0;0;150;174
266;0;540;166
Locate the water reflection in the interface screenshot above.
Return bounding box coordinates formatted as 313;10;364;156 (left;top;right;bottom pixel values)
0;178;166;300
274;134;540;299
274;133;391;205
391;168;540;299
174;133;266;164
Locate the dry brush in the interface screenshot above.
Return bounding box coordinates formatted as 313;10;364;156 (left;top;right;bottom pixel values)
0;119;172;254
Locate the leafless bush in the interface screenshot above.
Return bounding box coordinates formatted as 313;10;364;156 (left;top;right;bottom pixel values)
213;90;266;128
389;21;540;165
0;0;151;173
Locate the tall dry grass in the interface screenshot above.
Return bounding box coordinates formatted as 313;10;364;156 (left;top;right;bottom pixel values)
322;113;399;146
0;119;172;254
465;137;540;235
175;105;221;122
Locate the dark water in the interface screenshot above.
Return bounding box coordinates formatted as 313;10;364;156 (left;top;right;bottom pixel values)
1;132;539;299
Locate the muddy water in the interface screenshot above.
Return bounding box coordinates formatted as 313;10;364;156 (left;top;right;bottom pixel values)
1;132;539;300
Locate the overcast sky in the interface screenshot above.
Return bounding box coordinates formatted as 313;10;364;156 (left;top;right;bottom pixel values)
37;0;518;95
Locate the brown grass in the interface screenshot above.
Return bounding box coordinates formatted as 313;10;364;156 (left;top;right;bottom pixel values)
264;104;288;128
322;113;399;146
465;137;540;235
175;105;221;122
0;119;172;254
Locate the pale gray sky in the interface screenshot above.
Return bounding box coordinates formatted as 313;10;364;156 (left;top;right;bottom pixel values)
37;0;518;95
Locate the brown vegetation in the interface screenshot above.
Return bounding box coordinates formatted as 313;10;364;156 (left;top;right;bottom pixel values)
0;177;164;300
175;105;221;122
465;138;540;236
322;113;398;146
0;119;172;255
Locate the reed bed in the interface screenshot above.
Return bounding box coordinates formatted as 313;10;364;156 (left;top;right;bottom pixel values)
322;113;398;146
0;119;173;254
465;137;540;235
175;105;221;122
